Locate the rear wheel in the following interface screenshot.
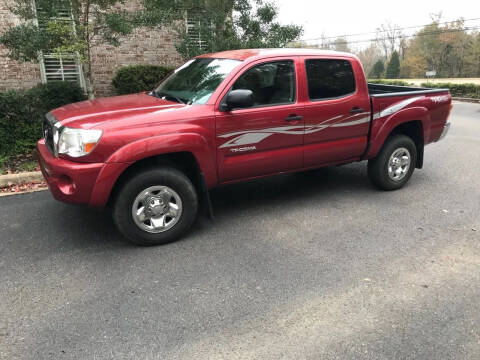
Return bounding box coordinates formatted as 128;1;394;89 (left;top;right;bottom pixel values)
368;135;417;191
113;167;198;245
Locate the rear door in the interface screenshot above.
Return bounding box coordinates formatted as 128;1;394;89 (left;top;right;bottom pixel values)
215;58;304;182
301;57;371;167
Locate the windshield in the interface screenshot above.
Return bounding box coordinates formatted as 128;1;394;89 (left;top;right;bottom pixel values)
154;58;242;105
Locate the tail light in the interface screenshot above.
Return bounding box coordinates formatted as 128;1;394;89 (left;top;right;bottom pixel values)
447;103;453;119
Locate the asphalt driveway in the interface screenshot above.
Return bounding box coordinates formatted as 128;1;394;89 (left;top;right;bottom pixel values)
1;102;479;359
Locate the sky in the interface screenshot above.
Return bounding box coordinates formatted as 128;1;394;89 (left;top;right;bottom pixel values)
276;0;479;50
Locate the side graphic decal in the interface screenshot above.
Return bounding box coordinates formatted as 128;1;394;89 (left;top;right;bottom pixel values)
218;96;425;149
372;96;425;119
218;112;371;149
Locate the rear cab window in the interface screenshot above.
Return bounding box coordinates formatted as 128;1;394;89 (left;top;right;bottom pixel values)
305;59;356;100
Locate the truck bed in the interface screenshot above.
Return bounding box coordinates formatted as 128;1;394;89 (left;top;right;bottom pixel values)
365;83;451;160
368;83;449;97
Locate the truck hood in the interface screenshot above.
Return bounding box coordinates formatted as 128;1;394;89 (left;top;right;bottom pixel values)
50;92;186;129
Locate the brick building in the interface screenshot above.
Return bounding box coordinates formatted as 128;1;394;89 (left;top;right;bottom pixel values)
0;0;194;97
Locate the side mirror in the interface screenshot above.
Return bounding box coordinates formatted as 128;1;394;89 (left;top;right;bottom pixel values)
222;89;254;111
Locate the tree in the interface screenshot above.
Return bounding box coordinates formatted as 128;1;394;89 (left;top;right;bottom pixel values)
400;18;477;78
331;37;350;53
369;59;385;79
316;34;331;50
175;0;303;60
375;22;402;58
386;51;400;78
464;32;480;77
288;40;308;48
357;43;382;76
361;16;480;79
400;50;427;78
0;0;175;98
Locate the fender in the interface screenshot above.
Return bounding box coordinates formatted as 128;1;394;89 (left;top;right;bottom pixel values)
364;106;430;159
89;132;217;207
89;162;131;207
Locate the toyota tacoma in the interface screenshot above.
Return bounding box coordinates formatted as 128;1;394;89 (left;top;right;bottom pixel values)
38;49;452;245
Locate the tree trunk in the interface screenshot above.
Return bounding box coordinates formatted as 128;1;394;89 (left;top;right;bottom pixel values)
84;69;95;100
84;42;94;99
84;0;94;99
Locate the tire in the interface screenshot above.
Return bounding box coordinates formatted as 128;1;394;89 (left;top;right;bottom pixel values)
113;167;198;246
368;135;417;191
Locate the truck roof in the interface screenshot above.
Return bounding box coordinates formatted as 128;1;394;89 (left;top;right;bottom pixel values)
197;48;355;61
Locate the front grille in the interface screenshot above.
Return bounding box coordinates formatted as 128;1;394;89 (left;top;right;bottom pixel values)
43;113;57;155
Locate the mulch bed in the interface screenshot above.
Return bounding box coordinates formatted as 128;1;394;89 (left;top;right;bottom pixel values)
0;180;47;194
1;152;39;175
0;152;47;194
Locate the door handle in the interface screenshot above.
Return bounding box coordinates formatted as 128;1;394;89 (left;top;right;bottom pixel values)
285;114;303;122
350;107;364;114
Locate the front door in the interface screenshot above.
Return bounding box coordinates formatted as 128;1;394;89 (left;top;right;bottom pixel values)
215;59;304;182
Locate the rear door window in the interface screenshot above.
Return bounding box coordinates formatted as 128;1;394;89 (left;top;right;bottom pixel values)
305;59;356;100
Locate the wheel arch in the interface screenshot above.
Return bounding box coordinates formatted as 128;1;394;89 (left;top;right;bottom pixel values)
366;111;427;169
388;120;424;168
107;151;205;207
89;132;217;208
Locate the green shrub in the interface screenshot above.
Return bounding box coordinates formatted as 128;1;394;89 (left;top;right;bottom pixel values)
112;64;174;95
0;81;86;164
367;79;415;86
368;80;480;98
26;81;86;112
421;83;480;99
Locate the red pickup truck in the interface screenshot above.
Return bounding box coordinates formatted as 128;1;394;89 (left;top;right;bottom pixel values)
38;49;452;245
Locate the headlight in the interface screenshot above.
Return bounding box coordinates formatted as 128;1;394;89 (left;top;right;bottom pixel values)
57;127;103;158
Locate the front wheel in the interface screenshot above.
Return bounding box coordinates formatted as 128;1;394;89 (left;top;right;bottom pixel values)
113;167;198;246
368;135;417;191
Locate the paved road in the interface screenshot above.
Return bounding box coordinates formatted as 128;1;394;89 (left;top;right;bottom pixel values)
1;102;479;360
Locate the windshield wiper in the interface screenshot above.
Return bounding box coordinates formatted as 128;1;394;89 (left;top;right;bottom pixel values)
153;91;187;105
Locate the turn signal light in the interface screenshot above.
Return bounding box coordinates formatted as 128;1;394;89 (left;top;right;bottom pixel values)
84;142;96;154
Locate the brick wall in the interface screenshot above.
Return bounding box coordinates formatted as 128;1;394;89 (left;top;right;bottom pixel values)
0;0;42;92
91;26;183;97
0;0;183;96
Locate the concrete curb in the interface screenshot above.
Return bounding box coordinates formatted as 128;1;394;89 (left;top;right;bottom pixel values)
452;97;480;103
0;187;47;197
0;171;43;188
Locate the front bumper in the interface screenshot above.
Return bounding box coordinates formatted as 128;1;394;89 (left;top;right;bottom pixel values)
437;122;451;141
37;140;104;205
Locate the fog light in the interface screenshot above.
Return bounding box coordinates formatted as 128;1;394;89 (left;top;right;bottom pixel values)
57;175;75;195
